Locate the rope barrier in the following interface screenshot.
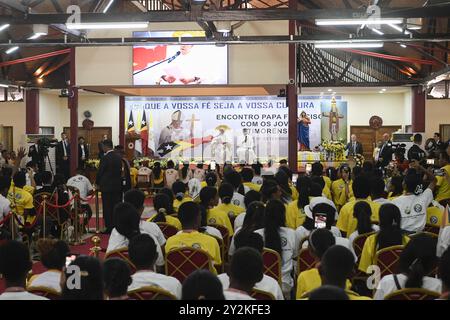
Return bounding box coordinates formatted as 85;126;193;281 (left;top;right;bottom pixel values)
78;194;96;202
0;212;12;226
45;194;77;209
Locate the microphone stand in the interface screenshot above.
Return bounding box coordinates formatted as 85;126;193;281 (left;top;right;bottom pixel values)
133;52;180;76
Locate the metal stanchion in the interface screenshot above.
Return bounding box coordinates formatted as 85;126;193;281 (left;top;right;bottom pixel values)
70;190;85;246
90;235;101;258
42;195;47;238
10;213;15;240
94;187;100;234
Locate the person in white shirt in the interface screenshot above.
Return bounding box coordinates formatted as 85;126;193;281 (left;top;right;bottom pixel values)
223;247;263;300
220;230;284;300
181;269;225;300
251;163;264;185
0;176;11;223
392;163;437;233
236;128;256;165
193;163;205;181
67;167;94;226
106;202;165;268
164;160;179;189
233;191;263;238
0;240;48;300
103;258;132;300
179;162;192;184
127;234;182;299
224;170;248;207
370;177;391;205
124;189;166;249
27;239;70;293
254;199;298;296
374;233;442;300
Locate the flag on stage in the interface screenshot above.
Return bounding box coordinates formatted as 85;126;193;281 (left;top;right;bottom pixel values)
156;141;180;157
127;110;135;133
148;112;155;153
140;111;149;156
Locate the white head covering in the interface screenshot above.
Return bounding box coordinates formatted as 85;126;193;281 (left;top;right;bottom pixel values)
304;196;338;221
171;110;183;121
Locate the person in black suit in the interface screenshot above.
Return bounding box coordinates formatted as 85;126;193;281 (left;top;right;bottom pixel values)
98;134;108;160
95;139;122;234
345;134;364;157
114;145;132;193
377;133;394;168
407;133;426;162
56;133;70;181
78;137;90;170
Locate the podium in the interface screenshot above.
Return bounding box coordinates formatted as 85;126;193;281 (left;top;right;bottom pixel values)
125;133;140;161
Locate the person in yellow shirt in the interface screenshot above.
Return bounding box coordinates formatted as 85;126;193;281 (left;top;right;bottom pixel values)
285;176;310;230
241;167;261;192
435;152;450;204
8;171;35;225
151;162;164;189
129;166;138;188
311;162;332;188
426;202;444;228
147;193;181;230
331;165;354;209
319;245;372;300
205;184;236;236
172;181;193;212
359;203;409;274
165;201;222;271
337;175;380;237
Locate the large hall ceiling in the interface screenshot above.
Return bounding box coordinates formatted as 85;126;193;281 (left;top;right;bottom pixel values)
0;0;449;96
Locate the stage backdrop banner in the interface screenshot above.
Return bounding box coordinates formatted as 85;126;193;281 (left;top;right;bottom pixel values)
125;96;346;162
133;31;228;86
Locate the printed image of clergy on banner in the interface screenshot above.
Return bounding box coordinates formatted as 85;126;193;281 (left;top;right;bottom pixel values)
320;97;348;142
125;96;347;164
133;31;228;86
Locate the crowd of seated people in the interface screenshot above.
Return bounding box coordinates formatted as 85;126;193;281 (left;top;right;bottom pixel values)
1;146;450;300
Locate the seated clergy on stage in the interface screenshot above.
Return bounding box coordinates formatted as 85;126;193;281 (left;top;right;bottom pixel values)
236;128;256;164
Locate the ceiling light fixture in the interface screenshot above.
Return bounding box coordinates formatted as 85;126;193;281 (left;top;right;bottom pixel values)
400;44;407;48
316;18;402;26
315;42;384;49
216;21;232;33
28;33;46;40
66;22;149;30
327;89;332;92
371;28;384;35
0;84;9;88
0;24;10;32
103;0;114;13
388;24;411;34
6;46;19;54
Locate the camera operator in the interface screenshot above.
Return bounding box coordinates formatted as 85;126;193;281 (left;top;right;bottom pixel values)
56;133;70;181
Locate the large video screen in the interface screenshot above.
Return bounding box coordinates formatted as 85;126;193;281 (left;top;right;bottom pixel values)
133;31;228;85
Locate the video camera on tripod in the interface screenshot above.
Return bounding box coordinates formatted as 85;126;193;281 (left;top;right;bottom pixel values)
391;142;407;158
33;137;58;173
36;137;58;155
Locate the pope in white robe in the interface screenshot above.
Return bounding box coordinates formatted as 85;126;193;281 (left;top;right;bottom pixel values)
211;126;232;164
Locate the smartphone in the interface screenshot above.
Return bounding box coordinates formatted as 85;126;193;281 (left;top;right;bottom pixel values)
210;161;216;171
434;169;445;176
292;174;298;185
427;159;435;165
314;214;327;229
65;255;77;267
305;164;312;175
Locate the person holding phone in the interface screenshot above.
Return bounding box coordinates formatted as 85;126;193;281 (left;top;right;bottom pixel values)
331;165;353;209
